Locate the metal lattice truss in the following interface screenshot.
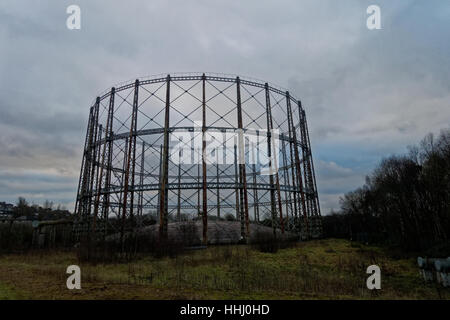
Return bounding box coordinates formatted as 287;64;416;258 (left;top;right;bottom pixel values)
75;73;322;243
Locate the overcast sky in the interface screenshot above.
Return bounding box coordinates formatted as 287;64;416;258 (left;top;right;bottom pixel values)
0;0;449;212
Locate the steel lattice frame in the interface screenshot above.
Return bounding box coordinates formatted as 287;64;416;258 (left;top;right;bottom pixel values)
75;73;322;244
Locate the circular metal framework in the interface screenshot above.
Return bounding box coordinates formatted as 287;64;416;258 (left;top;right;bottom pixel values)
75;73;322;243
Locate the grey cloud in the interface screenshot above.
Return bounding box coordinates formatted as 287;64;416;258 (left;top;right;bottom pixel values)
315;160;366;213
0;0;449;212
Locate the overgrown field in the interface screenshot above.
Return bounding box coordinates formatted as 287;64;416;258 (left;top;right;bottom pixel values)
0;239;447;300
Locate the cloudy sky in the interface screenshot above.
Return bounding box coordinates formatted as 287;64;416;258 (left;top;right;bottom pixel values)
0;0;449;212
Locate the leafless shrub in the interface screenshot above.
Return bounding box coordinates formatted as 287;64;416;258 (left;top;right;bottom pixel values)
0;222;33;253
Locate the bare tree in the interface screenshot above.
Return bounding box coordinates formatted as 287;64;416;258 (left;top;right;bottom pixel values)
324;129;450;251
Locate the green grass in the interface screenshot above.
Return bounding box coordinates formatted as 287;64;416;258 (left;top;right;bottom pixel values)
0;282;25;300
0;239;448;300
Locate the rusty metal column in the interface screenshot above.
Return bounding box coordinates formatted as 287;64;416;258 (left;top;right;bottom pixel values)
74;104;93;217
265;83;277;236
93;125;103;219
255;131;261;222
138;141;145;220
117;137;128;224
299;102;321;238
298;102;313;235
159;75;171;240
103;127;114;236
268;88;284;234
94;126;103;182
76;103;98;221
129;81;139;222
201;74;208;245
300;102;321;217
81;106;95;218
122;80;139;242
91;125;102;237
156;145;162;216
252;134;259;223
298;102;313;219
177;150;181;221
281;139;292;227
234;143;240;221
103;94;115;235
285;96;298;225
93;88;115;235
286;93;308;238
236;77;250;237
87;99;100;217
216;151;220;218
197;163;201;217
273;131;284;234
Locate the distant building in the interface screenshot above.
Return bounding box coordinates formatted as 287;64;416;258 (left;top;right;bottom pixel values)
0;202;14;215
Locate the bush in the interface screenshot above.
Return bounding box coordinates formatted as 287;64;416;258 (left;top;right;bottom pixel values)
250;231;279;253
76;232;186;263
176;222;200;246
250;229;298;253
0;222;33;253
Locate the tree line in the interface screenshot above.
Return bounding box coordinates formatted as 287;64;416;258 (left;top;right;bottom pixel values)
323;128;450;252
10;197;71;221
